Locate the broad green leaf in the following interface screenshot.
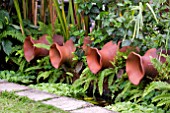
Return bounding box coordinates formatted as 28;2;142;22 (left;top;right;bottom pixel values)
33;43;50;50
2;40;12;56
0;21;3;29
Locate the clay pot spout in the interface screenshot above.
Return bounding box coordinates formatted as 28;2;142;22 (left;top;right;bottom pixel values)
49;39;76;68
126;48;158;85
86;41;119;74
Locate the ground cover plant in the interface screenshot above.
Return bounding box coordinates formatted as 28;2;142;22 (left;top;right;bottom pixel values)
0;0;170;113
0;91;68;113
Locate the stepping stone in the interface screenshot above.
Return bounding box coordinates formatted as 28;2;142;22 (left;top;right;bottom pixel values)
16;89;58;101
70;106;117;113
0;79;7;83
42;97;93;111
0;82;29;92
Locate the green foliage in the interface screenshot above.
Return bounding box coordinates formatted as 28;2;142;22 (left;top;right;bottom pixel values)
0;70;35;84
29;83;86;98
105;101;166;113
152;93;170;110
88;28;109;48
94;0;170;52
143;81;170;97
73;66;122;96
0;10;10;29
143;81;170;110
72;67;96;95
24;56;63;83
151;54;170;80
109;74;145;103
0;9;25;61
0;29;25;56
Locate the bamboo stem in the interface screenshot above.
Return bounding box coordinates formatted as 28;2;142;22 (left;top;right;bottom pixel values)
74;2;81;30
84;15;89;36
41;0;45;22
61;0;69;38
32;0;35;23
22;0;26;19
14;0;25;35
34;1;38;26
69;0;75;24
53;0;67;41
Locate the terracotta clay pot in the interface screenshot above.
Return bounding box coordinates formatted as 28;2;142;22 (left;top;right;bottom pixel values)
23;34;64;62
126;48;158;85
86;41;119;74
24;34;49;62
49;39;76;69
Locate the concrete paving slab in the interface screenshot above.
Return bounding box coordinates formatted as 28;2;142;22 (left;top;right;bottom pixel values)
0;82;29;92
42;97;93;111
70;106;117;113
16;89;58;101
0;79;7;83
0;79;5;83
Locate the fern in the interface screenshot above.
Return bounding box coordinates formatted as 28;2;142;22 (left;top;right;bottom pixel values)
98;68;115;95
143;81;170;98
151;54;170;80
152;93;170;109
0;30;25;42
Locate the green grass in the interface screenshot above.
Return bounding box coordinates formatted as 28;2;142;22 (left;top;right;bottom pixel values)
0;91;69;113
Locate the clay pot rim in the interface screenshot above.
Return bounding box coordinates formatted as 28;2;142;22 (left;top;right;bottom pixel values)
127;51;145;85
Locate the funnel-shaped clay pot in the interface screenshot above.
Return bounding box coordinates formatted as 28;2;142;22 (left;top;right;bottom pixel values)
126;48;158;85
49;39;76;69
24;34;64;62
24;35;49;62
87;41;119;74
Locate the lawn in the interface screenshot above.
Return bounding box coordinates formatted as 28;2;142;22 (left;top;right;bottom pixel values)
0;91;69;113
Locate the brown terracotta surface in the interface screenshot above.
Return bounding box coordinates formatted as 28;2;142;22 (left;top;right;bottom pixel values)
50;39;76;69
87;41;119;74
126;48;158;85
24;34;49;62
86;47;102;74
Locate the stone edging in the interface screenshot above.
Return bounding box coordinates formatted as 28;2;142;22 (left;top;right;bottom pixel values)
0;80;117;113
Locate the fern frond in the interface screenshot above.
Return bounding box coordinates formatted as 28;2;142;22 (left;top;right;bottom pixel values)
152;93;170;102
143;81;170;97
98;68;115;95
0;30;25;42
156;99;170;108
115;81;131;102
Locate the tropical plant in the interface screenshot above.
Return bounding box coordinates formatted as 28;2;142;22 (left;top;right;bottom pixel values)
0;10;25;56
143;81;170;110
